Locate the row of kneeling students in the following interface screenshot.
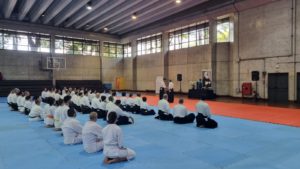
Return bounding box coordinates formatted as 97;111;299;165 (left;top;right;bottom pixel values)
156;94;218;128
7;88;136;164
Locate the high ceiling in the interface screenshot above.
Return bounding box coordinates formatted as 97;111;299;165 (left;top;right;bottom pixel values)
0;0;212;35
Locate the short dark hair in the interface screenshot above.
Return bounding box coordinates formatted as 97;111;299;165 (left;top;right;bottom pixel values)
48;97;55;106
112;92;116;96
108;96;114;102
64;95;71;103
129;93;132;97
101;95;106;101
25;96;31;100
115;100;121;105
84;91;88;95
179;98;184;104
67;108;76;117
107;111;117;124
57;99;63;106
122;92;126;96
137;93;141;97
142;97;147;102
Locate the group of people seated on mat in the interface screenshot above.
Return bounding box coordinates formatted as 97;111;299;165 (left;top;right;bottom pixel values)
156;94;218;128
7;86;218;164
7;87;137;164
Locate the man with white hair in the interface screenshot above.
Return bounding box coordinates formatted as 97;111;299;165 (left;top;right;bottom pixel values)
82;112;103;153
155;94;173;121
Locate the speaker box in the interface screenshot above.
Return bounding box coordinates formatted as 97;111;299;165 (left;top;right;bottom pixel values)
252;71;259;81
177;74;182;81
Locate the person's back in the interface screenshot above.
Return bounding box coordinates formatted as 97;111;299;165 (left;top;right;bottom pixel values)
158;99;169;113
62;109;82;144
173;104;188;118
195;100;211;118
82;118;103;153
91;97;100;109
103;111;135;164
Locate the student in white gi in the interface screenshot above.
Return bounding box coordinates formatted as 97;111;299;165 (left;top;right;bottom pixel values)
28;97;43;121
91;93;101;112
54;99;64;131
82;112;103;153
103;111;136;164
24;96;32;115
133;93;143;114
80;91;91;114
155;94;173;121
195;97;218;128
173;98;195;124
140;97;155;115
44;97;56;127
62;108;82;145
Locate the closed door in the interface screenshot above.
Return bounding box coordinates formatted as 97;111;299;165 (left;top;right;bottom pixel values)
297;73;300;103
268;73;289;103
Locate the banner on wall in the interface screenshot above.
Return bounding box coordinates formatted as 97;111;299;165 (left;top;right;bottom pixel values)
155;76;164;94
115;77;125;90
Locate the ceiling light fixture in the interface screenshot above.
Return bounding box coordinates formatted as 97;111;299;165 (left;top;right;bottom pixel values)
176;0;181;4
86;1;92;10
104;27;108;31
131;12;137;20
41;13;45;17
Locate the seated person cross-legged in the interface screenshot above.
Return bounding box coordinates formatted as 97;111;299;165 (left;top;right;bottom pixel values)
173;98;195;124
195;97;218;129
61;108;83;145
82;112;104;153
140;97;155;115
155;94;173;121
103;111;136;164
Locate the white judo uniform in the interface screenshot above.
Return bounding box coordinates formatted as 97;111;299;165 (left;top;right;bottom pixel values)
28;104;43;121
102;124;135;160
196;101;211;118
82;121;103;153
62;117;83;144
44;104;56;126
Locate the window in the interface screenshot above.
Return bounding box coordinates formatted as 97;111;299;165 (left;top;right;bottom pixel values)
137;33;162;56
103;42;123;58
0;29;50;53
169;22;209;51
103;42;132;58
124;43;131;58
54;36;100;56
217;18;233;42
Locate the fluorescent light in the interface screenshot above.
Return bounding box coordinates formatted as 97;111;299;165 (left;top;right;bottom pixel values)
176;0;181;4
132;13;137;20
104;27;108;31
86;1;92;10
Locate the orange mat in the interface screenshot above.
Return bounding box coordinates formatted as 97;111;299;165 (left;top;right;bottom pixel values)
145;95;300;127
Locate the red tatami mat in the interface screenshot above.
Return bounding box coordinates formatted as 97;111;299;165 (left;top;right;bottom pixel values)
145;95;300;127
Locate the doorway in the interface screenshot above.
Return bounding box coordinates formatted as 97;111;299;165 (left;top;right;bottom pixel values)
268;73;289;103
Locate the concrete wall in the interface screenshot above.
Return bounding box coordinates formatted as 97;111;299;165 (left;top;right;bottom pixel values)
136;53;164;91
168;45;212;93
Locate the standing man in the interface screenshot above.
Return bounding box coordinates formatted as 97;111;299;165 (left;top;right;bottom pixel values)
159;78;166;100
168;80;174;103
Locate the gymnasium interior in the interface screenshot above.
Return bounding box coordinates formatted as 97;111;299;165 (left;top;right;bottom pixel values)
0;0;300;169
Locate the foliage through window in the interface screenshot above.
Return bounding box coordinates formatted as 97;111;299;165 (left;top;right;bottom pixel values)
0;29;50;53
54;36;100;56
137;33;162;56
217;18;233;43
103;42;132;58
169;22;209;51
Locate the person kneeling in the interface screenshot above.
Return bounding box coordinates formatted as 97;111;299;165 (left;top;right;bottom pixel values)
103;111;136;164
28;97;43;121
82;112;103;153
140;97;155;115
155;94;173;121
173;98;195;124
62;108;83;144
195;97;218;129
